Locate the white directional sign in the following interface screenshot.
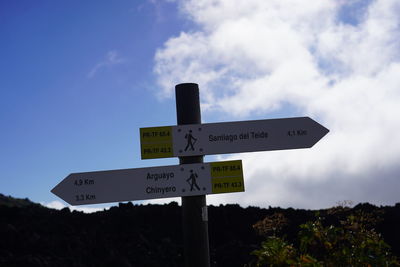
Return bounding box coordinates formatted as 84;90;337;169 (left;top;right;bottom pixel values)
51;160;244;205
140;117;329;159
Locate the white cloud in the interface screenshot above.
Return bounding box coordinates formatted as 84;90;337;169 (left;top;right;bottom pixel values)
43;200;109;213
154;0;400;208
143;197;181;205
88;50;124;78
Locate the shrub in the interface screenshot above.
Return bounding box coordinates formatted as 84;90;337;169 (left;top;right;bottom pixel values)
249;208;400;267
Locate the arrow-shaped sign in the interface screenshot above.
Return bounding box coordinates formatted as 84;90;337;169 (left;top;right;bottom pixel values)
140;117;329;159
51;160;244;205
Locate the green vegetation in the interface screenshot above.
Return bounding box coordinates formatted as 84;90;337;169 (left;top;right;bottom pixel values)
249;206;400;267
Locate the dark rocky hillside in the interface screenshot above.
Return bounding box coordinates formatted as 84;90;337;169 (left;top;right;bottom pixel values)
1;194;399;267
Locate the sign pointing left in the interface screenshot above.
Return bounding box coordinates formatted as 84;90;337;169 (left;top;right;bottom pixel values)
51;160;244;205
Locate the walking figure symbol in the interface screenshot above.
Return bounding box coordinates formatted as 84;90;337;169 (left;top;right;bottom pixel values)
186;170;200;191
184;130;197;151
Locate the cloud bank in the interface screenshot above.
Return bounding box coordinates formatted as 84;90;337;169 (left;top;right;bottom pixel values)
43;201;106;213
153;0;400;208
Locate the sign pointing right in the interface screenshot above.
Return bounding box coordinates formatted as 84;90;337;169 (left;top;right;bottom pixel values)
140;117;329;159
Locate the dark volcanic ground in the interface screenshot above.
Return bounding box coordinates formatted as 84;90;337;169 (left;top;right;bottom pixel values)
1;194;399;267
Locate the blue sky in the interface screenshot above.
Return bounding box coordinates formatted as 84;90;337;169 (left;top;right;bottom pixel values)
0;0;182;207
1;0;400;212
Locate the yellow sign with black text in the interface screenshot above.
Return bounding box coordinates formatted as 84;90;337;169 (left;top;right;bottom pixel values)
140;126;173;159
210;160;244;194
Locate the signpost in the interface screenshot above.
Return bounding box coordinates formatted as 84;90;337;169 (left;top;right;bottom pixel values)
51;82;329;267
51;160;244;206
140;117;329;159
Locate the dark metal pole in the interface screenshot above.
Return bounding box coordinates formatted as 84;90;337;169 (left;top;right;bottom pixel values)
175;83;210;267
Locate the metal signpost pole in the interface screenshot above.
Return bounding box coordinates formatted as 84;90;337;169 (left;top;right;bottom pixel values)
175;83;210;267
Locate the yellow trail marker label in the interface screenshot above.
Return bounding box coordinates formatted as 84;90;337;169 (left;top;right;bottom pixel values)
210;160;244;194
140;126;173;159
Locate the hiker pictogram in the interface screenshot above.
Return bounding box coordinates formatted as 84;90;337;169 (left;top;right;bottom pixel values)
186;170;200;191
184;130;197;151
